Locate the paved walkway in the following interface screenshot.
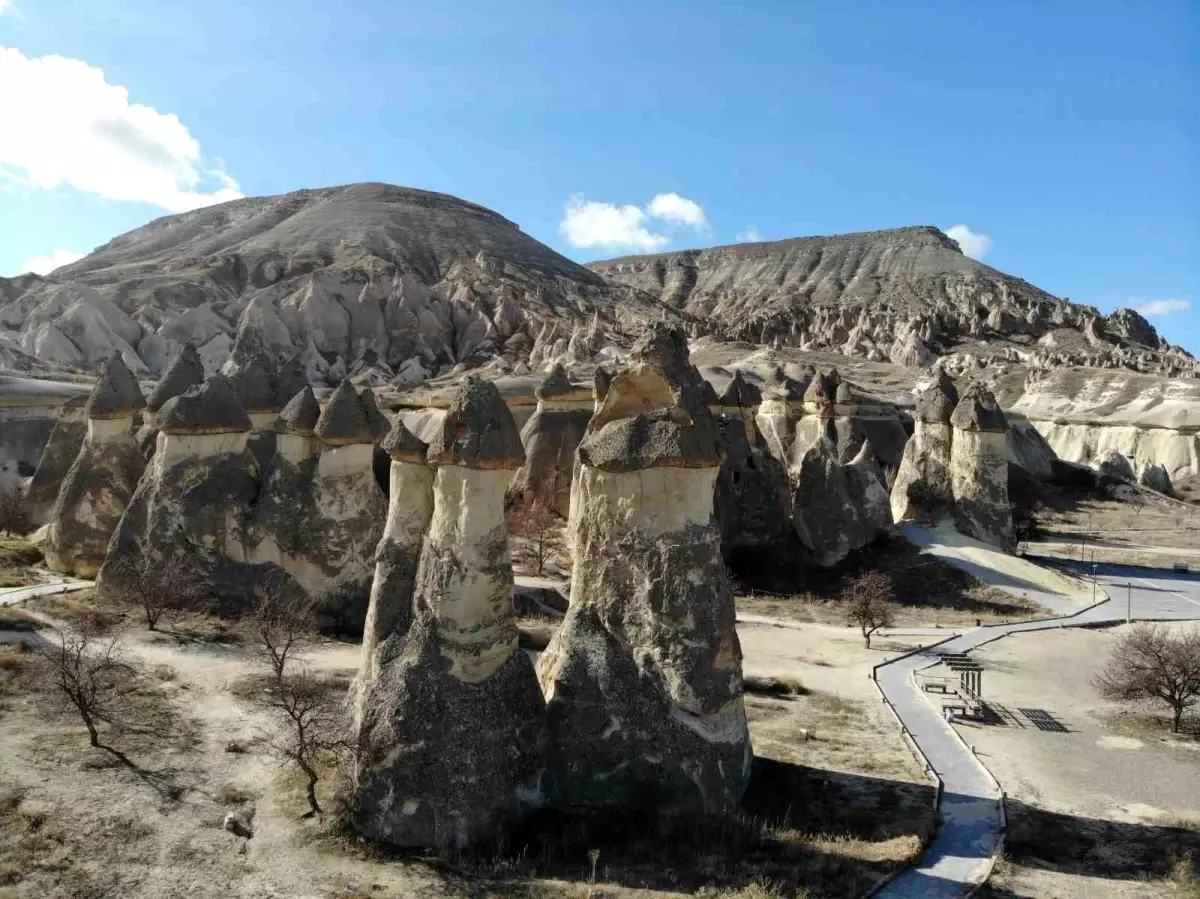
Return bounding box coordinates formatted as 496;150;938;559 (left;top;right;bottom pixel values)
875;558;1200;898
0;576;92;606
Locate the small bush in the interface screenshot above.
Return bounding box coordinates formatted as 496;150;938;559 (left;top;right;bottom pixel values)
744;674;809;697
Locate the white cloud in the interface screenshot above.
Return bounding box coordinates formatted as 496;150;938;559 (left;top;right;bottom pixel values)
647;192;709;229
737;225;763;242
945;224;993;260
1135;298;1191;317
0;47;243;213
19;248;85;275
561;192;709;253
0;1;11;15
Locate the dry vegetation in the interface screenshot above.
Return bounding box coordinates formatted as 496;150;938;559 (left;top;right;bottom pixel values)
737;534;1040;627
0;534;43;589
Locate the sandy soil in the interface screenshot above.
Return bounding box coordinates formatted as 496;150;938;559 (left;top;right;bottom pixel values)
948;624;1200;897
0;591;935;898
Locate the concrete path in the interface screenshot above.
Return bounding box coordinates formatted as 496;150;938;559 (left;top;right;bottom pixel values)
874;562;1200;898
0;576;92;606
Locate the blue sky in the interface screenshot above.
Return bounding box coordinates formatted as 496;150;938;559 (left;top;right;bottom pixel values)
1;1;1196;347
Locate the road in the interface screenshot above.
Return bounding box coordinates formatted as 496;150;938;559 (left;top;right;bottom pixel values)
874;564;1200;898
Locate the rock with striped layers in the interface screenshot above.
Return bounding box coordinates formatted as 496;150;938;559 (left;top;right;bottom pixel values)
353;376;543;849
537;323;751;814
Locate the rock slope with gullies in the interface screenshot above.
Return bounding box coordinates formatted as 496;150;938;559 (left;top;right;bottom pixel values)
588;227;1194;378
0;183;661;382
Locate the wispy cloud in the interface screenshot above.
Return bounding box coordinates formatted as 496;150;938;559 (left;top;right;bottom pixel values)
1135;298;1191;317
0;47;243;213
561;192;709;253
0;1;11;15
737;225;763;242
945;224;993;260
18;248;85;276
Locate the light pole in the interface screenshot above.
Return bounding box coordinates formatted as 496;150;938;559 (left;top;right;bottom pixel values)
1127;582;1132;624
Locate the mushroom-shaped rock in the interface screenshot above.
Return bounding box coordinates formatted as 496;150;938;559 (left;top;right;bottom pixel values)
713;416;796;569
353;376;542;849
273;354;310;410
715;370;763;445
25;395;88;526
146;344;205;413
359;388;391;442
99;375;271;604
537;323;751;815
43;355;146;577
275;385;322;465
791;437;869;566
509;365;593;517
755;384;798;466
890;372;959;524
354;419;433;730
1138;462;1173;495
250;379;387;633
948;384;1012;547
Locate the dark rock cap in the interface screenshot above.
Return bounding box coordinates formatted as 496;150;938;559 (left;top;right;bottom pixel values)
835;382;854;404
701;378;720;406
804;369;839;404
535;363;575;400
277;385;321;435
147;344;204;412
950;383;1007;432
580;323;723;472
765;366;805;400
156;375;252;434
916;370;959;423
85;352;146;418
273;354;309;409
314;380;376;445
359;387;392;441
381;419;428;463
427;375;525;469
718;370;762;407
228;351;278;413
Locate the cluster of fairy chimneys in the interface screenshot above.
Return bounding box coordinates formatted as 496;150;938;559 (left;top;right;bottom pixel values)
40;345;391;620
354;324;750;848
890;370;1013;547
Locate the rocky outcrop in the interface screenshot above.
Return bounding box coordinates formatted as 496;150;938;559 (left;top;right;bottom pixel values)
1006;418;1057;481
791;436;870;566
890;371;958;523
507;364;593;516
1138;462;1173;495
713;416;795;568
949;384;1012;547
24;395;87;526
43;355;147;577
251;380;387;632
537;324;751;814
843;440;892;537
99;376;268;603
353;376;543;849
138;343;206;455
1097;451;1135;482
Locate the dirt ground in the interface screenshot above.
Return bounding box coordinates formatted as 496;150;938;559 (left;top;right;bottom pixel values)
0;587;935;899
947;624;1200;898
0;535;42;588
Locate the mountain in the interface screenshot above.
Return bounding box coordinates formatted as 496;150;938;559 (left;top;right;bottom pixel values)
0;183;663;383
588;226;1191;377
0;188;1192;387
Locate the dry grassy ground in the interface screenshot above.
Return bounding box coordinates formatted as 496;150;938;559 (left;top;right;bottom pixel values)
736;535;1041;628
951;625;1200;898
0;583;934;898
0;535;43;588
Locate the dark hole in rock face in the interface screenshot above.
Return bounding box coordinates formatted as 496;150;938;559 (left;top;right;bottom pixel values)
746;456;757;471
372;447;391;496
731;471;742;486
17;461;35;477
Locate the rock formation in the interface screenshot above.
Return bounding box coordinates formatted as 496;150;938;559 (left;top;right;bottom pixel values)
890;371;959;523
99;376;267;603
791;436;870;566
138;343;206;455
537;324;751;814
252;380;387;632
843;440;893;538
1097;451;1135;482
43;354;147;577
507;363;593;517
24;395;87;525
1138;461;1173;495
948;384;1012;547
353;376;543;849
713;414;796;571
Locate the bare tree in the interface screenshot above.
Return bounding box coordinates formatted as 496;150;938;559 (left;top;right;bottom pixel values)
251;669;348;817
508;498;561;577
103;553;204;631
46;626;138;748
843;571;895;648
906;482;949;528
0;488;28;537
1094;624;1200;733
249;579;317;681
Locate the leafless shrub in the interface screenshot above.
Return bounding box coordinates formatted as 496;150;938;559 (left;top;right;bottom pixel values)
508;497;561;577
102;553;205;631
45;626;139;748
249;669;349;817
743;674;809;698
249;579;317;681
0;488;29;537
842;571;894;649
1094;624;1200;733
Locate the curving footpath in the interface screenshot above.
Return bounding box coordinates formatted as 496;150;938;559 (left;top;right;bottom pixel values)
0;576;93;607
874;556;1200;898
